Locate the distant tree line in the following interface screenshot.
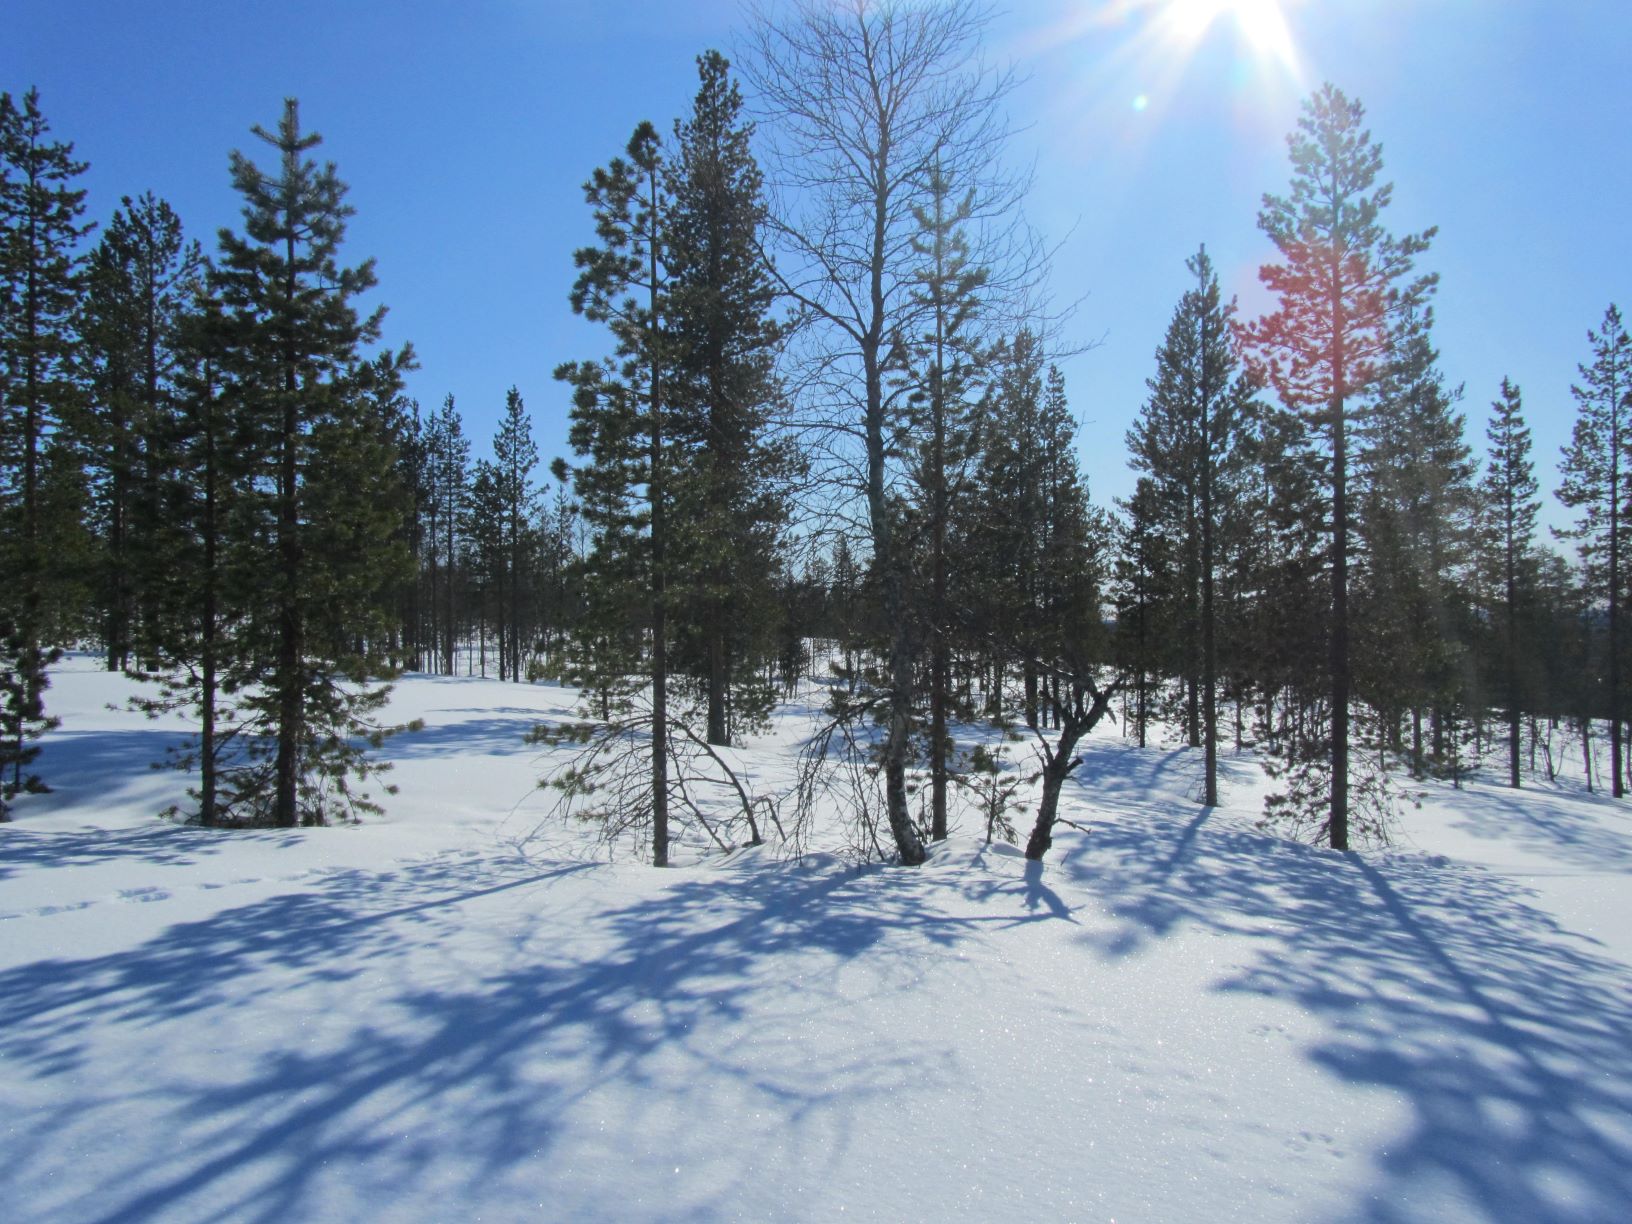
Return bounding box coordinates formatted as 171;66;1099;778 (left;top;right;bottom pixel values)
2;1;1626;859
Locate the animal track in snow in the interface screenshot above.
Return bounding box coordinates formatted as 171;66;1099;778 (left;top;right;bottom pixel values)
116;886;171;903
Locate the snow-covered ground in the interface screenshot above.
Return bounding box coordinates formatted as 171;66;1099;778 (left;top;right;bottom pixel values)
3;656;1630;1223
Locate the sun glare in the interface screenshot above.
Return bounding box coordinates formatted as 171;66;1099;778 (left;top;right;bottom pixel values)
1161;0;1299;71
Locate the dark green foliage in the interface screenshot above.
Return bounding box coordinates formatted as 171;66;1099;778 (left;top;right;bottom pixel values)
953;740;1023;846
1113;477;1172;751
901;159;989;837
463;457;506;675
0;619;58;818
557;115;675;864
962;335;1106;725
553;54;801;864
124;288;250;826
1125;245;1255;803
1556;305;1632;798
492;385;539;682
664;51;793;748
208;98;416;826
1353;305;1476;779
1244;83;1436;849
0;88;91;807
78;192;203;671
1479;377;1540;787
423;394;470;675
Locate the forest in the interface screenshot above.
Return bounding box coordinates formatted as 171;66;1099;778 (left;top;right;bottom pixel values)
2;1;1627;869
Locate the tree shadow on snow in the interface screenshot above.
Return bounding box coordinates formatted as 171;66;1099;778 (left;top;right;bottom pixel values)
26;726;194;805
1055;776;1632;1224
384;714;550;760
0;850;960;1224
1424;777;1632;874
0;822;306;884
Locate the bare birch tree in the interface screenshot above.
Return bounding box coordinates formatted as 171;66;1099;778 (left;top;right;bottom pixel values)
744;0;1025;864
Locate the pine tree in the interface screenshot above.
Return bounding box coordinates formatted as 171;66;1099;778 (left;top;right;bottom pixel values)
0;88;91;806
424;394;469;675
828;534;864;686
127;286;252;825
971;330;1049;729
664;51;792;748
902;160;987;838
1244;83;1435;849
211;98;414;826
1128;245;1254;804
1354;305;1476;775
352;354;423;673
557;119;676;865
961;344;1111;859
1113;477;1172;751
78;192;202;671
464;457;505;676
0;613;57;818
492;385;538;682
1233;400;1327;758
1480;377;1540;788
1556;304;1632;798
537;455;579;672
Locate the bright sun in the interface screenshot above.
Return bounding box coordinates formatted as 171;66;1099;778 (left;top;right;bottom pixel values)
1160;0;1299;71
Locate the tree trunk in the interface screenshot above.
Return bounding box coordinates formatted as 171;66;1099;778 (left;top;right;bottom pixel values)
1329;384;1350;850
273;240;304;829
647;162;670;868
1200;392;1217;806
199;384;220;827
707;626;728;746
1024;679;1120;862
1583;718;1594;793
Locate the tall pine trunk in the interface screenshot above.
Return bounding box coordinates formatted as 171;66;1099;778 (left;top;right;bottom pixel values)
647;162;670;868
273;243;303;829
1201;466;1218;806
199;393;220;827
706;626;728;746
1329;373;1351;849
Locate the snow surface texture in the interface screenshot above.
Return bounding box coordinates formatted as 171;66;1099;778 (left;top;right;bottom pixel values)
3;656;1630;1222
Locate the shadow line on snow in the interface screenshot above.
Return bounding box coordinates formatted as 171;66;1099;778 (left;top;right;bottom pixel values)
1056;741;1632;1224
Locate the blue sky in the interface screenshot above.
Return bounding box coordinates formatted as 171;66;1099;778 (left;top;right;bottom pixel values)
7;1;1629;537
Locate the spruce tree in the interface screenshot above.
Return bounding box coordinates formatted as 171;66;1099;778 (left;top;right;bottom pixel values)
1481;377;1539;788
1244;84;1435;849
1556;304;1632;798
211;98;414;826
